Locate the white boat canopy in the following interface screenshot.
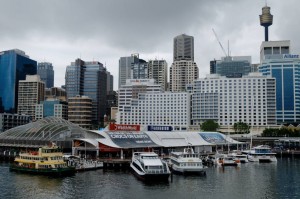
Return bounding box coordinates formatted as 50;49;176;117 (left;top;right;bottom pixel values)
86;130;243;149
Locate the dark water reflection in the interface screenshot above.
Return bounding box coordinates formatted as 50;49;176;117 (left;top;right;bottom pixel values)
1;158;300;199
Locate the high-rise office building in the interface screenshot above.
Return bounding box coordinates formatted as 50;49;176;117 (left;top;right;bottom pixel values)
68;95;92;129
148;60;168;91
131;59;148;79
118;54;139;89
173;34;194;62
106;71;114;94
215;56;252;77
170;34;198;92
35;99;68;120
18;75;45;120
45;87;67;102
260;40;290;63
37;62;54;88
0;49;37;114
65;59;107;124
259;53;300;124
210;59;217;74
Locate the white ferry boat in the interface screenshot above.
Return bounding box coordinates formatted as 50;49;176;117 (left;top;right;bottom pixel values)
130;152;171;181
247;145;277;163
169;147;206;175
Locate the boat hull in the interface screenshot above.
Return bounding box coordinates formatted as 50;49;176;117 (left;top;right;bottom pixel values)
248;157;277;163
171;165;206;175
130;163;170;181
10;165;76;176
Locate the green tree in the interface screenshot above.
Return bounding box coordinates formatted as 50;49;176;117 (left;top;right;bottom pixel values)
233;121;250;134
200;120;220;131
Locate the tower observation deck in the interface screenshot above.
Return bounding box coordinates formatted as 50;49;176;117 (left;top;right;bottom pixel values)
260;6;273;41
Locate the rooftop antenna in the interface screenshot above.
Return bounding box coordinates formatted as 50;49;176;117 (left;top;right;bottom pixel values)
212;28;228;57
228;40;230;57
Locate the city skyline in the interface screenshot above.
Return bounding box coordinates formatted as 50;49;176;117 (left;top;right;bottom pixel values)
1;0;299;89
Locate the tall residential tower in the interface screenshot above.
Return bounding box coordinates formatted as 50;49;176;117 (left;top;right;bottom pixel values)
18;75;45;121
170;34;198;92
148;60;168;91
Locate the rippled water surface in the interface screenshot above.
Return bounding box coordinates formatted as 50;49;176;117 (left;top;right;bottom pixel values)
1;158;300;199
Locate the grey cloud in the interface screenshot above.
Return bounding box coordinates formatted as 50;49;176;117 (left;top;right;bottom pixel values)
1;0;299;88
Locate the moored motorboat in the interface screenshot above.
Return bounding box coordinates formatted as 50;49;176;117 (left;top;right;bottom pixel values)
169;147;206;175
246;145;277;163
64;155;103;171
215;153;241;167
229;151;249;163
10;144;76;176
130;152;171;181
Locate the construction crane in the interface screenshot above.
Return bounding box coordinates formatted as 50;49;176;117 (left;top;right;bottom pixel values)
212;28;228;57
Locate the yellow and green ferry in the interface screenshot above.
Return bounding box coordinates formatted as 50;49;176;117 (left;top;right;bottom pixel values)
10;144;76;176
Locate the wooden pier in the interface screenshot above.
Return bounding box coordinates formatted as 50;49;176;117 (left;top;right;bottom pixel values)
101;158;131;169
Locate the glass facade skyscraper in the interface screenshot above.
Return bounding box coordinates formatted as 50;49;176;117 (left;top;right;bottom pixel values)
37;62;54;88
0;49;37;113
215;56;252;77
131;59;148;79
259;54;300;124
118;54;139;89
65;59;108;124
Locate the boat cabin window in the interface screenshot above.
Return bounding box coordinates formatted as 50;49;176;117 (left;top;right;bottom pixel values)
255;149;271;153
148;166;162;170
42;148;62;153
141;156;157;159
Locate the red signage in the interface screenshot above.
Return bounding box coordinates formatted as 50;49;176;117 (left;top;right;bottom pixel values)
99;143;120;152
109;124;140;131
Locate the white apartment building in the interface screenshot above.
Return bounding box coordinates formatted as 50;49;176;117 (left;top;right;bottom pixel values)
117;79;190;130
18;75;45;121
191;73;276;127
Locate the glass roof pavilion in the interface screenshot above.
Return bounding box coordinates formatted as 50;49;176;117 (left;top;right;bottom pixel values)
0;117;103;148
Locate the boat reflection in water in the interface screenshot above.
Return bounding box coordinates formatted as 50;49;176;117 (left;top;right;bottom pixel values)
130;152;171;181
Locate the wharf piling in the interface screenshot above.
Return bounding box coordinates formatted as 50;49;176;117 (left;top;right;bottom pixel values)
102;159;131;169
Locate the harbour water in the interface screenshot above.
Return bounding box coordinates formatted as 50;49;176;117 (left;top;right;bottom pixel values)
1;158;300;199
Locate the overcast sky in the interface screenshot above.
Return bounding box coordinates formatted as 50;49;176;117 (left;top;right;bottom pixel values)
1;0;299;89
